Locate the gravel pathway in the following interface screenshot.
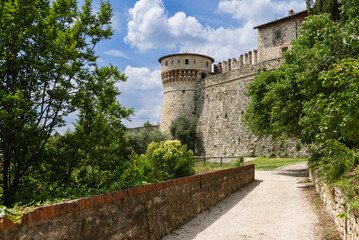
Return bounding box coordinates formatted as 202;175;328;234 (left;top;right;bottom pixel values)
162;162;319;240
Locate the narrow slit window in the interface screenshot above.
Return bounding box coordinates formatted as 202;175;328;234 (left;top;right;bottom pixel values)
274;29;282;40
185;59;189;64
165;61;168;66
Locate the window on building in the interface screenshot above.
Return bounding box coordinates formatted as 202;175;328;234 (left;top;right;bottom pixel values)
185;59;189;64
178;60;180;63
201;73;206;79
165;61;168;66
171;61;173;64
274;29;282;40
194;60;196;64
206;62;209;67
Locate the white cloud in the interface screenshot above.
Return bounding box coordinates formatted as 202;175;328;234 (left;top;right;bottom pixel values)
218;0;305;24
124;0;306;61
122;66;161;90
117;66;163;128
104;49;129;58
135;105;162;121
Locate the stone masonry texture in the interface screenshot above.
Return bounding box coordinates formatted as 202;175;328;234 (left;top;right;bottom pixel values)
0;164;254;240
310;170;359;240
159;11;308;157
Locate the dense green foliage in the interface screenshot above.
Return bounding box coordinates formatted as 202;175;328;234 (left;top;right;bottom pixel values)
306;0;341;20
121;140;195;186
145;140;195;180
170;115;196;152
127;127;166;155
245;0;359;203
245;1;359;148
0;0;133;206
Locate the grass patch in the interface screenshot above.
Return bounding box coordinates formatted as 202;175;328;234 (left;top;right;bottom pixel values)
194;157;308;173
194;161;233;174
246;157;308;170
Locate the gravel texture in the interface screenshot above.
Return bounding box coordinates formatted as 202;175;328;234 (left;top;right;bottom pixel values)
162;162;319;240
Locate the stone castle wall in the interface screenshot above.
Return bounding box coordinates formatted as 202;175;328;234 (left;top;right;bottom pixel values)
159;11;309;157
195;58;307;157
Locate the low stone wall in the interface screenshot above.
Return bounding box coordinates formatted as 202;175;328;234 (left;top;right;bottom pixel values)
310;171;359;240
0;164;254;240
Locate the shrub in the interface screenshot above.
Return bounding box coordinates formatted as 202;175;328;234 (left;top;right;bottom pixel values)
145;140;195;180
316;140;356;184
233;156;244;167
120;154;156;188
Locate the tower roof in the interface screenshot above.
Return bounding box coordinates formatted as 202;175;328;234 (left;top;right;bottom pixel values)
158;53;215;63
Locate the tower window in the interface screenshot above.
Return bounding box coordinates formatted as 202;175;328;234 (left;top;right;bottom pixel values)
185;59;189;64
274;29;282;40
206;62;209;67
194;60;196;64
201;73;206;79
178;60;180;63
165;61;168;66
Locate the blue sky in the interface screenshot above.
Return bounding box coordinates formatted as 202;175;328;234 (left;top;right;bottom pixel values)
62;0;306;132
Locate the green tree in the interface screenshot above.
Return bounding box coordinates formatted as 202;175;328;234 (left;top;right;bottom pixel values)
127;127;166;155
169;116;196;152
306;0;341;20
73;87;133;189
0;0;131;206
244;0;359;148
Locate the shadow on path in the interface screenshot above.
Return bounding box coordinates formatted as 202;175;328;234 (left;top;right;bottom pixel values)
275;168;309;178
163;179;263;239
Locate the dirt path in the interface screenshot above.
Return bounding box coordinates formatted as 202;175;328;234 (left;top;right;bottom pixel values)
162;162;320;240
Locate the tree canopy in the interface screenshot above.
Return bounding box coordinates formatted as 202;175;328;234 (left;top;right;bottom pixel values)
127;126;166;155
306;0;341;20
244;0;359;186
169;115;196;152
0;0;132;206
244;0;359;148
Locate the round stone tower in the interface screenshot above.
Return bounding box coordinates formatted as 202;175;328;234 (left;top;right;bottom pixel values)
158;53;214;136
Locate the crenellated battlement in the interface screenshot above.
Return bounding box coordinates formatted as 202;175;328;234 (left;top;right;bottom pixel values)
214;49;258;74
161;69;199;87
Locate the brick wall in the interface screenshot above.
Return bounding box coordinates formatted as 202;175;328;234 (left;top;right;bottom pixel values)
310;170;359;240
0;164;254;240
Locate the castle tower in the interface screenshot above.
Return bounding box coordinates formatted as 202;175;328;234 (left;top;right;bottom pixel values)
158;53;214;136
